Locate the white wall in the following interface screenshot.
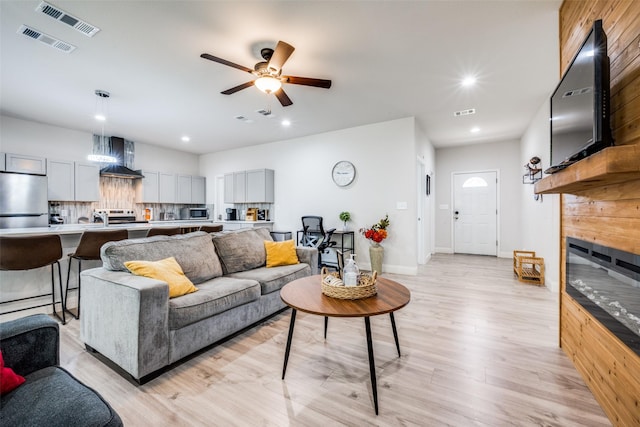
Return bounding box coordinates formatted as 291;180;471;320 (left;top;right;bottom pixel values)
434;139;522;257
0;115;199;174
519;99;560;291
201;117;430;275
416;123;436;261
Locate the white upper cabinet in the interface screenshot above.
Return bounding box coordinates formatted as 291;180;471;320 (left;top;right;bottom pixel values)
191;176;206;204
47;159;74;201
233;171;246;203
158;172;176;203
5;153;46;175
136;170;159;203
176;174;192;204
224;169;274;203
74;162;100;201
246;169;274;203
46;159;99;201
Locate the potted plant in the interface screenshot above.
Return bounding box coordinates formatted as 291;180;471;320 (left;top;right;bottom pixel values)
339;211;351;231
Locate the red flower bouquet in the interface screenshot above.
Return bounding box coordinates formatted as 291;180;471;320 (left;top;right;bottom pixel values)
360;215;390;244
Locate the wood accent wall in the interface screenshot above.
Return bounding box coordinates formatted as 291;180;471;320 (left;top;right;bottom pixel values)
559;1;640;426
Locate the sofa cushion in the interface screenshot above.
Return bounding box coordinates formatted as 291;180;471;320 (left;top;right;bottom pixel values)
212;228;273;274
227;263;311;295
125;257;198;298
168;277;261;330
0;366;122;427
101;231;222;284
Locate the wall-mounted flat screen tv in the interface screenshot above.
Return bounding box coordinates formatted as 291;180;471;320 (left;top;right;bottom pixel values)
545;19;614;174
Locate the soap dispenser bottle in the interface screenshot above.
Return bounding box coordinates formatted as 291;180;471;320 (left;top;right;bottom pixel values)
343;254;360;287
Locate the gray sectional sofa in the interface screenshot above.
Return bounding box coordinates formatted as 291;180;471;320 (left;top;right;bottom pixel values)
80;228;317;383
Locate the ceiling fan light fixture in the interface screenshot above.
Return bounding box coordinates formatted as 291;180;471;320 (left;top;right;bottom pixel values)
255;76;282;94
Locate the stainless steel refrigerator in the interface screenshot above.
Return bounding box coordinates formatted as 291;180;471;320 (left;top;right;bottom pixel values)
0;172;49;228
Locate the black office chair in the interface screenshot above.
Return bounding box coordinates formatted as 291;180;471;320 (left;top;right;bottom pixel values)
301;216;336;268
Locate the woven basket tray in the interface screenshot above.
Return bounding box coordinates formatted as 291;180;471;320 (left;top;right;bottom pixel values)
321;267;377;300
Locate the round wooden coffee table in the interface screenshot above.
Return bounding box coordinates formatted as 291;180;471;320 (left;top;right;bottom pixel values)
280;274;411;415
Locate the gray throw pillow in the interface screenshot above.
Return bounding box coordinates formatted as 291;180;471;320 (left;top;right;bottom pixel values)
101;231;223;284
212;228;273;274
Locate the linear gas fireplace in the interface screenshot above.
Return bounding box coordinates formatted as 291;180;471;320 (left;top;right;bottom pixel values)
566;237;640;356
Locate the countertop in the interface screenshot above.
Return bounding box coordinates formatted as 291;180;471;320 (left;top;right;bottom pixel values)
0;219;275;236
0;220;216;236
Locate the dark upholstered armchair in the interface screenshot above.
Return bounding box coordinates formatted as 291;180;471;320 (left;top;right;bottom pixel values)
0;314;123;426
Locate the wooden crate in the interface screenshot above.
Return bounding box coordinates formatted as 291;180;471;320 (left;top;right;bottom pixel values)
513;250;545;286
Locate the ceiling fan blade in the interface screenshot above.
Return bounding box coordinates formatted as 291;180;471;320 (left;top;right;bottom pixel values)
221;81;255;95
274;88;293;107
200;53;253;74
268;41;295;72
282;76;332;89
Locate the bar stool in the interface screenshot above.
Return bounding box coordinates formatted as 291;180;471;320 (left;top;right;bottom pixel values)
64;229;129;319
0;235;66;324
147;227;181;237
199;224;223;233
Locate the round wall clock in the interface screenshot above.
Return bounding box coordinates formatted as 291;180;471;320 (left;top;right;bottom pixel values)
332;161;356;187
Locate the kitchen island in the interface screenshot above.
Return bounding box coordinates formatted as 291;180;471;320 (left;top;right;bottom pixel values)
0;220;271;320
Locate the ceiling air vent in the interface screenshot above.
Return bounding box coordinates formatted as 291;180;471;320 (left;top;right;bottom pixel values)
235;115;253;123
18;25;76;53
256;109;275;118
454;108;476;117
35;1;100;37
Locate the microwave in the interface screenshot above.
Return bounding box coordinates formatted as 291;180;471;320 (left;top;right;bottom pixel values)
180;207;209;219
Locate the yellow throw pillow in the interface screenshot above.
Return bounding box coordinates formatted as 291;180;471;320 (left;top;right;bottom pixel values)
264;240;299;268
124;257;198;298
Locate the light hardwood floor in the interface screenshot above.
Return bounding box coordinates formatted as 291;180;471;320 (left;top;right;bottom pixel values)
59;254;611;426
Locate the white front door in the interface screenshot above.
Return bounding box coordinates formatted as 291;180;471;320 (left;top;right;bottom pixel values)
453;171;497;256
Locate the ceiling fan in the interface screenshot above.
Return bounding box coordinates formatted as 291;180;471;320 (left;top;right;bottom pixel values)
200;41;331;107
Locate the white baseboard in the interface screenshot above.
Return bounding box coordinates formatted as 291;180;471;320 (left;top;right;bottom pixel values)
359;263;418;276
435;247;453;254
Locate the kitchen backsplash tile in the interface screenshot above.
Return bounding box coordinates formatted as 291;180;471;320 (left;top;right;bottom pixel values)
49;177;206;224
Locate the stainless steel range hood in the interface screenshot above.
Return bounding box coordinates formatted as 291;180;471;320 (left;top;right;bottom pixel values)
100;137;144;179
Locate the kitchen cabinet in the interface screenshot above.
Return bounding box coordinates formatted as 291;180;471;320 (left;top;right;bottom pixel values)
135;170;159;203
191;176;206;204
177;174;206;204
246;169;274;203
5;153;46;175
224;169;274;203
177;174;192;204
223;173;234;203
47;159;74;201
74;162;100;201
0;153;5;171
46;159;99;201
159;172;176;203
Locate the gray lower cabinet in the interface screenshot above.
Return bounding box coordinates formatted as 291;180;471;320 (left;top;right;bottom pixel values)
0;153;5;171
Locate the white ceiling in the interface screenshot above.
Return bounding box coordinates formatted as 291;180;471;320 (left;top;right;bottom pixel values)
0;0;561;155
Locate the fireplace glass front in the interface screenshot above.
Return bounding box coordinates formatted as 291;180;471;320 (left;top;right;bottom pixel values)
566;237;640;356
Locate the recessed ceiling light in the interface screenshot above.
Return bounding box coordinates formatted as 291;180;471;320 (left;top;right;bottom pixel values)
281;119;291;127
462;76;477;87
94;114;106;121
181;136;190;142
470;127;480;133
